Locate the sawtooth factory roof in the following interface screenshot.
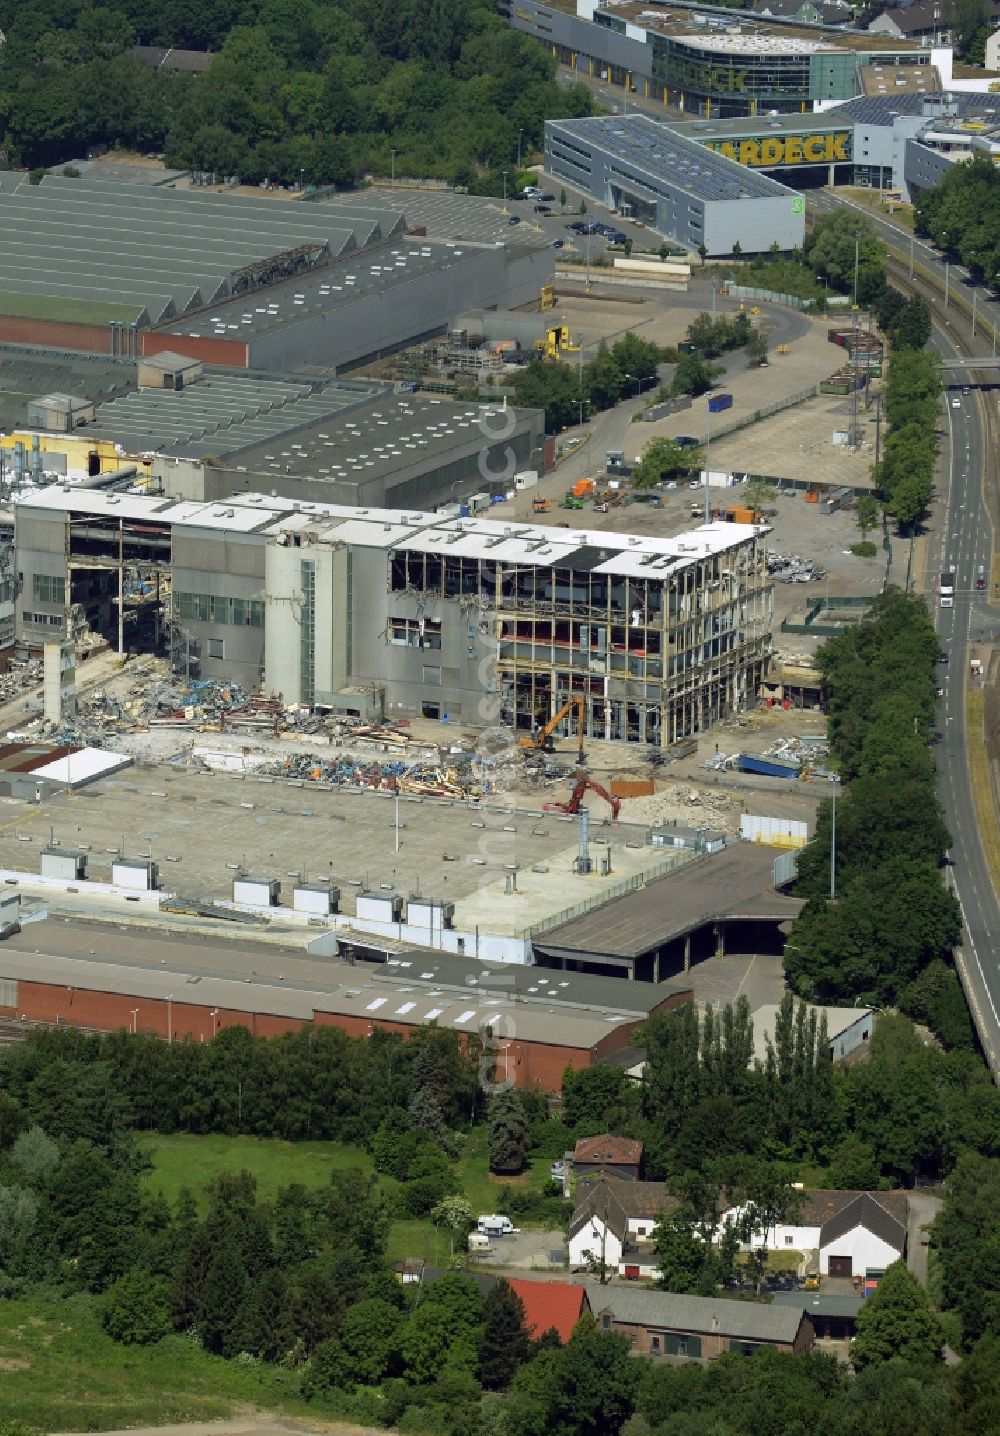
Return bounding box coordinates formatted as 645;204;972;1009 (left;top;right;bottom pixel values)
0;176;408;327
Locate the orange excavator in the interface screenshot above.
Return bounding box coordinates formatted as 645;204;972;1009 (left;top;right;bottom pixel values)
545;772;621;821
519;694;586;761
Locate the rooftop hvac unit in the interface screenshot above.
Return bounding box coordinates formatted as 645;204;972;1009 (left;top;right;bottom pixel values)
407;898;456;930
356;891;404;923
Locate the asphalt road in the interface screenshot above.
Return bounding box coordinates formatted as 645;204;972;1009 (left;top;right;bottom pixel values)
809;193;1000;1073
934;363;1000;1073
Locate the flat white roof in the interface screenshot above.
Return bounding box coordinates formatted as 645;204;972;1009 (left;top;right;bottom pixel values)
16;487;767;576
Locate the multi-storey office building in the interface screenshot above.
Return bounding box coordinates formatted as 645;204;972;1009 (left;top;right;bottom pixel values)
508;0;935;117
14;489;771;747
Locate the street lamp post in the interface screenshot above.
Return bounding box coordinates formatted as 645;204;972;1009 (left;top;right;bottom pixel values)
502;170;508;209
830;776;838;900
517;128;523;173
130;1008;138;1035
166;992;173;1044
211;1008;220;1037
944;261;950;311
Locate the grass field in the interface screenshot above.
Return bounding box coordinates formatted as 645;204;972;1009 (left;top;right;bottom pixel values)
139;1129;559;1271
0;1293;315;1431
138;1132;377;1207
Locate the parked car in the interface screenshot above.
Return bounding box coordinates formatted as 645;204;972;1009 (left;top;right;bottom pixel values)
552;239;565;248
508;215;521;226
534;205;552;215
675;435;699;448
605;230;627;244
536;192;556;202
566;221;586;233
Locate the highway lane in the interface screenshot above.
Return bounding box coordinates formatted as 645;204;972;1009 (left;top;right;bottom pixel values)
809;191;1000;1070
935;372;1000;1072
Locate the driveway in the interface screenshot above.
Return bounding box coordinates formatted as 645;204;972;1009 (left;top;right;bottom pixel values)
907;1188;942;1286
473;1226;566;1271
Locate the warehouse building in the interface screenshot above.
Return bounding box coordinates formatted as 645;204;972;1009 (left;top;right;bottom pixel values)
0;175;552;371
545;115;805;253
509;0;934;117
0;921;693;1092
667;91;1000;195
13;489;771;746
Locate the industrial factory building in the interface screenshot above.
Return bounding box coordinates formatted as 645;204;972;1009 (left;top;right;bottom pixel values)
13;489;771;747
509;0;933;118
0;175;552;371
0;921;694;1092
544;115;806;254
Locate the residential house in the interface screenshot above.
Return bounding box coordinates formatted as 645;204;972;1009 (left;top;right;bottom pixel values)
751;0;853;22
572;1133;644;1182
588;1285;814;1361
718;1189;908;1278
986;28;1000;68
506;1278;590;1343
866;2;952;42
569;1176;679;1277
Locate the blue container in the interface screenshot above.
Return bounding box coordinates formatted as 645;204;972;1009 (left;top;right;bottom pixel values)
737;753;802;779
708;392;733;414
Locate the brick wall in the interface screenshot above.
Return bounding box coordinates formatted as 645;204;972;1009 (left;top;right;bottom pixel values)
604;1317;805;1361
0;317;114;353
0;979;594;1090
141;331;249;368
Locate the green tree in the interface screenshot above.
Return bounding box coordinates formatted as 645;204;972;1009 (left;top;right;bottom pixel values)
195;1233;247;1356
652;1209;713;1294
507;1315;639;1436
851;1261;945;1369
339;1296;403;1383
856;493;880;537
489;1089;529;1174
101;1269;173;1345
431;1194;475;1259
671;353;716;398
479;1278;532;1389
745;329;769;366
892;294;932;350
697;244;708;266
631;437;703;489
560;188;567;208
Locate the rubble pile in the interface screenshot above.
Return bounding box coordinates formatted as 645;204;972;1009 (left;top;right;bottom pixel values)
0;656;43;707
767;552;825;584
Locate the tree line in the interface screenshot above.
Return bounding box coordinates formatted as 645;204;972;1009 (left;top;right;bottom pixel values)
784;588;964;1036
509;331;663;433
915;156;1000;289
0;0;593;188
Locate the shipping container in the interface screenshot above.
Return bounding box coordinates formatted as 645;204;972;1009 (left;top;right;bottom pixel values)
708;393;733;414
737;753;803;779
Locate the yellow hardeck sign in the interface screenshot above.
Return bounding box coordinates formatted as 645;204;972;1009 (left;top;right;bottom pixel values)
706;132;852;168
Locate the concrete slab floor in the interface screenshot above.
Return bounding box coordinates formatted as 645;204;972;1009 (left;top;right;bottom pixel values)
0;767;672;924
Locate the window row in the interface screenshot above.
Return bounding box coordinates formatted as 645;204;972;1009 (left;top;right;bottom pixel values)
174;592;264;627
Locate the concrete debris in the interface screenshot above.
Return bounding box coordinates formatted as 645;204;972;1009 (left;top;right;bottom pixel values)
767;552;825;584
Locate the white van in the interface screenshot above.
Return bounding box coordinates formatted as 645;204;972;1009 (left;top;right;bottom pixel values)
477;1214;518;1237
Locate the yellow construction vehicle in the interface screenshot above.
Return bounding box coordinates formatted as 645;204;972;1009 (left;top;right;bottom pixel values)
518;694;586;761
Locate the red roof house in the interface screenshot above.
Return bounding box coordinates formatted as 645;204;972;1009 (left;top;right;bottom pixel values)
507;1278;590;1344
572;1133;644;1181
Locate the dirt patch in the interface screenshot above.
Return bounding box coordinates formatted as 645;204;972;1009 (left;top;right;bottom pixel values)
0;1355;31;1371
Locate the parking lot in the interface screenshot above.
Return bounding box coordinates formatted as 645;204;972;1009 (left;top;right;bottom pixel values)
473;1226;567;1271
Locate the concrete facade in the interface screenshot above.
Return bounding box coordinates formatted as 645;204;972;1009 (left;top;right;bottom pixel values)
545;116;805;255
14;490;772;748
509;0;931;117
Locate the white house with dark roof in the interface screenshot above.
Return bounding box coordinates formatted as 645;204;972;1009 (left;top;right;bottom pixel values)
569;1176;679;1276
717;1188;908;1277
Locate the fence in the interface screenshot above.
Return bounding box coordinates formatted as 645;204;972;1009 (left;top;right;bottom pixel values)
780;594;871;636
722;283;852;311
707;385;819;444
520;849;697;941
